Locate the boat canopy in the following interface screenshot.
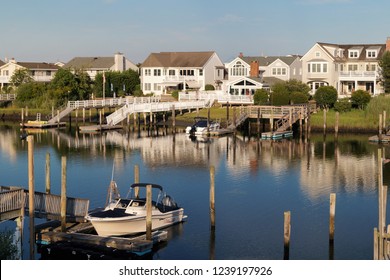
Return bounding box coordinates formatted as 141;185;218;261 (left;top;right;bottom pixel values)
130;183;163;191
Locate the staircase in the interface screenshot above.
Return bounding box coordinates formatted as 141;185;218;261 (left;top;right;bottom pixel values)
47;106;74;124
275;111;300;132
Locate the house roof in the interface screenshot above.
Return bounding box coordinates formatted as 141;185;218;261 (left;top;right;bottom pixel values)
64;57;115;69
141;51;216;68
317;42;386;61
0;59;5;67
17;62;60;70
240;55;301;66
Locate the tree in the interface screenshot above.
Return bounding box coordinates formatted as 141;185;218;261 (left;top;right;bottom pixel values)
313;86;338;109
205;84;215;91
351;89;371;109
253;89;269;105
379;51;390;93
290;91;308;104
270;80;310;105
10;68;33;87
0;230;18;260
94;70;140;98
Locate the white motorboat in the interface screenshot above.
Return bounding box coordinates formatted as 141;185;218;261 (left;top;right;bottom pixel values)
86;182;186;237
185;117;220;135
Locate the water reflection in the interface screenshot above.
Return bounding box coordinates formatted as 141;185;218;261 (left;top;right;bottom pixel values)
0;123;387;259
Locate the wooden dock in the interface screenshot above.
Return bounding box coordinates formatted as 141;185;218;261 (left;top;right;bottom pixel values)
36;221;168;259
21;121;66;128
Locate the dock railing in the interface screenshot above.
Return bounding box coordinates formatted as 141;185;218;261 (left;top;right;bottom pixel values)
0;187;24;221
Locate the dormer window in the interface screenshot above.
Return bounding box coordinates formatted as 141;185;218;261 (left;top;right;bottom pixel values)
366;50;377;58
349;50;359;58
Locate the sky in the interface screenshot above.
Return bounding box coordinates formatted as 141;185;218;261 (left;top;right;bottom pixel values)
0;0;389;64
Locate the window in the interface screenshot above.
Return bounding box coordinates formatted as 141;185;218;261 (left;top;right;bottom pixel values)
315;52;321;57
308;62;328;73
153;83;161;91
144;69;151;76
349;50;359;58
46;71;51;76
153;69;161;76
366;51;377;58
347;64;358;71
144;83;151;91
179;69;195;76
230;61;247;76
199;69;203;76
366;64;377;71
169;69;175;76
272;67;287;76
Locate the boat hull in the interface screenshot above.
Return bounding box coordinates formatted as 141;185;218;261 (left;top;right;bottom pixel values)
88;208;185;237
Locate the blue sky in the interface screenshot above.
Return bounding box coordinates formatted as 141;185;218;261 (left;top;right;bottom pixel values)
1;0;389;64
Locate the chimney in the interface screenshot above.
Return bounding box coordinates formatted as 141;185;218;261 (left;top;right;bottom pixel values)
386;37;390;52
239;52;243;58
114;52;124;71
250;60;259;78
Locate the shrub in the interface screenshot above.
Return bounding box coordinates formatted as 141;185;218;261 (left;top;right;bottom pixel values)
171;90;179;100
351;90;371;109
314;86;338;109
290;91;308;104
334;98;352;112
270;91;290;106
253;89;269;105
205;84;215;91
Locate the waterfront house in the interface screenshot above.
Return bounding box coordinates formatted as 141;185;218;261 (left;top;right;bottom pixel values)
64;52;138;80
301;38;390;96
140;51;225;95
223;54;302;95
0;58;60;89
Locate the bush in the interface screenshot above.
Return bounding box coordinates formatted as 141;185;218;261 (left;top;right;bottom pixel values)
205;84;215;91
171;90;179;100
334;98;352;112
351;90;371;109
253;89;269;105
314;86;338;109
270;91;290;106
290;91;308;104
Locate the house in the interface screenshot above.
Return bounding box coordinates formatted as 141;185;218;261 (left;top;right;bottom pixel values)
223;54;302;95
0;58;60;89
64;52;138;80
140;51;225;95
301;38;390;96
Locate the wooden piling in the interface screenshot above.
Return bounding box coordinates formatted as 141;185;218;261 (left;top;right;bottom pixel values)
373;227;379;260
45;152;51;194
146;184;152;240
378;148;384;259
283;211;291;260
379;114;383;141
61;156;67;232
257;108;261;139
21;108;24;125
82;108;85;124
383;110;387;133
226;102;230;127
210;166;215;229
329;193;336;242
134;164;139;198
323;109;327;136
335;112;339;138
27;135;35;260
57;109;60;128
172;105;176;133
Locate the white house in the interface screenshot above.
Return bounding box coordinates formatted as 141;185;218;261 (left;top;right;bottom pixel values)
223;54;302;95
0;58;60;89
301;38;390;96
64;52;138;80
140;51;225;95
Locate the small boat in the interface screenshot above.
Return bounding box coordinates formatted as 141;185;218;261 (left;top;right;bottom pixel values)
86;182;186;237
185;117;220;135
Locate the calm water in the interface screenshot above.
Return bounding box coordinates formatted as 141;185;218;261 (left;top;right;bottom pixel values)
0;122;389;260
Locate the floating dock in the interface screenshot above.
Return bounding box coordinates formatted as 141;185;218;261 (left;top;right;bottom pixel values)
21;121;66;128
368;135;390;143
261;130;293;140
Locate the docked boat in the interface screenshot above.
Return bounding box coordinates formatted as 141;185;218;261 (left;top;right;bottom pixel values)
185;117;220;135
86;182;186;237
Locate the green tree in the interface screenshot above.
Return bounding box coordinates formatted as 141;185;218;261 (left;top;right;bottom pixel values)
270;91;290;105
351;89;371;109
205;84;215;91
10;68;33;87
379;51;390;93
253;89;269;105
290;91;308;104
0;230;18;260
334;98;352;113
285;79;310;96
50;68;78;105
94;70;140;98
15;82;47;108
313;86;338;109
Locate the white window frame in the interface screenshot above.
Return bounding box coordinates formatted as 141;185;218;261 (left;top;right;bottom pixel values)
366;50;377;58
348;50;359;58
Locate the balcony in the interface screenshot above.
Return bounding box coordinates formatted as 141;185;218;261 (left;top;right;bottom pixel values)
339;71;378;81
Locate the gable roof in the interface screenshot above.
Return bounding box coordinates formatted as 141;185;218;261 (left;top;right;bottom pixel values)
0;59;4;67
141;51;216;68
64;57;115;69
240;55;301;66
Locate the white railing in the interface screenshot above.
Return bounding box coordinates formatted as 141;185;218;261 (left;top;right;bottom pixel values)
0;93;16;101
179;90;253;104
339;71;378;78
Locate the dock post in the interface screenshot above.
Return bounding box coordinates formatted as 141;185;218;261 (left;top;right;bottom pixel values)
257;108;261;139
323;109;327;137
146;184;152;240
27;135;35;260
172;105;176;134
57;109;60;128
45;152;51;194
378;148;384;259
134;164;139;198
373;227;379;260
21;108;24;126
210;166;216;230
82;108;85;124
99;110;102;130
207;107;210;135
383;110;387;133
283;211;291;260
226;102;230;127
75;109;78;127
329;193;336;259
61;156;67;232
335;112;339;139
379;114;383;142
